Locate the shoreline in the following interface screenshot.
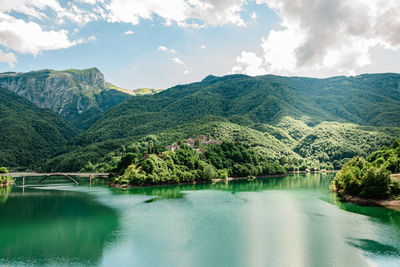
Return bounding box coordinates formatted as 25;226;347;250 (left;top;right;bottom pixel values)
336;192;400;210
108;180;212;189
109;173;290;189
0;181;14;187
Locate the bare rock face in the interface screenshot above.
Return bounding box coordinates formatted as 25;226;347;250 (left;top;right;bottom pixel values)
0;68;131;129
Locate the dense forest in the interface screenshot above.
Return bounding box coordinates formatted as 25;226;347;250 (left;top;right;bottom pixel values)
1;70;400;173
43;73;400;172
104;142;286;186
330;140;400;199
0;88;77;168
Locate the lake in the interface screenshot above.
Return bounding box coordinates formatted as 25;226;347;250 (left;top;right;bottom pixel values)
1;173;400;266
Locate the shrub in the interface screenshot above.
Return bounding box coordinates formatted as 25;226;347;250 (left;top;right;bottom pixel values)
0;167;8;174
0;175;14;185
360;166;391;199
390;181;400;197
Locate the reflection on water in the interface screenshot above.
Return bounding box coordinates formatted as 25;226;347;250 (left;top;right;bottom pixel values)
0;173;400;266
114;173;333;199
0;185;119;266
0;185;12;203
347;238;400;257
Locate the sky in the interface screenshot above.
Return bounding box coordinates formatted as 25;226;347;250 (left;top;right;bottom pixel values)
0;0;400;89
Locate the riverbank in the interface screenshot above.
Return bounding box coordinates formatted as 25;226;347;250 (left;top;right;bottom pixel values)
0;181;13;187
108;180;213;189
0;175;14;187
288;170;337;174
339;194;400;209
109;174;288;188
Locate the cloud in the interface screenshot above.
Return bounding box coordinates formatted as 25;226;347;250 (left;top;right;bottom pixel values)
105;0;188;26
184;70;190;74
231;51;266;76
104;0;247;27
0;13;85;56
0;0;99;25
75;0;100;4
251;11;257;20
171;57;184;64
124;30;134;35
158;45;176;53
188;0;246;27
200;44;206;49
0;0;63;19
232;0;400;76
0;49;16;67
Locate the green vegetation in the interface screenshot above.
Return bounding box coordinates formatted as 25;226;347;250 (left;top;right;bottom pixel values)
49;116;325;172
0;175;14;186
294;122;400;169
110;142;287;186
0;68;132;129
0;88;77;168
105;83;162;96
330;140;400;199
45;73;400;172
0;167;8;174
2;71;400;173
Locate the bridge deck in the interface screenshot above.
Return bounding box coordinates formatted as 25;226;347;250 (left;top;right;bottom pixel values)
8;172;110;178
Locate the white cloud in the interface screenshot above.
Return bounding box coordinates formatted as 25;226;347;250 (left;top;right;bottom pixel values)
232;0;400;76
184;70;190;74
105;0;188;26
0;49;16;67
231;51;266;76
104;0;247;27
124;30;134;35
158;45;176;53
200;44;206;49
171;57;184;64
0;0;63;19
0;0;99;25
251;11;257;20
75;0;100;4
188;0;246;27
0;13;84;56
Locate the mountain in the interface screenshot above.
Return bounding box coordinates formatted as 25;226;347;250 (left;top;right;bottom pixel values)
0;68;133;129
0;87;78;168
72;73;400;144
44;73;400;171
106;83;162;96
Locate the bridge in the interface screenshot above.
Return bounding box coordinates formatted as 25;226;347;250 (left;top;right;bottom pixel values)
8;172;110;185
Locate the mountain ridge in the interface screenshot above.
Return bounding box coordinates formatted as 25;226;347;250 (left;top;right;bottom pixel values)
42;72;400;171
0;68;133;129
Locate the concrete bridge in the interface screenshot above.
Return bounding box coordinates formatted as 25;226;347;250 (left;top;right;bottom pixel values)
8;172;110;185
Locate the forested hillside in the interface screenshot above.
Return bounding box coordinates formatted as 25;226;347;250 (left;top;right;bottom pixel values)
0;68;132;129
40;73;400;171
1;71;399;172
71;73;400;144
0;88;77;168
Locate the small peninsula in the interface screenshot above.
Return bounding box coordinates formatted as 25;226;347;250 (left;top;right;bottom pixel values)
330;140;400;208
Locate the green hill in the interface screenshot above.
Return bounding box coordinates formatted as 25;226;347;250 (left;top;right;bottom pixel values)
36;72;400;171
0;88;78;168
0;68;133;129
70;73;400;145
294;122;400;168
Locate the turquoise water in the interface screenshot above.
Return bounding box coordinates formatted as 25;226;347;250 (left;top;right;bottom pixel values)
1;173;400;266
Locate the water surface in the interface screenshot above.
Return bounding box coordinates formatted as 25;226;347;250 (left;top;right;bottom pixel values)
1;173;400;266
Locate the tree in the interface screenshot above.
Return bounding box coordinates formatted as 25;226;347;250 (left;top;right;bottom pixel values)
360;166;391;199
